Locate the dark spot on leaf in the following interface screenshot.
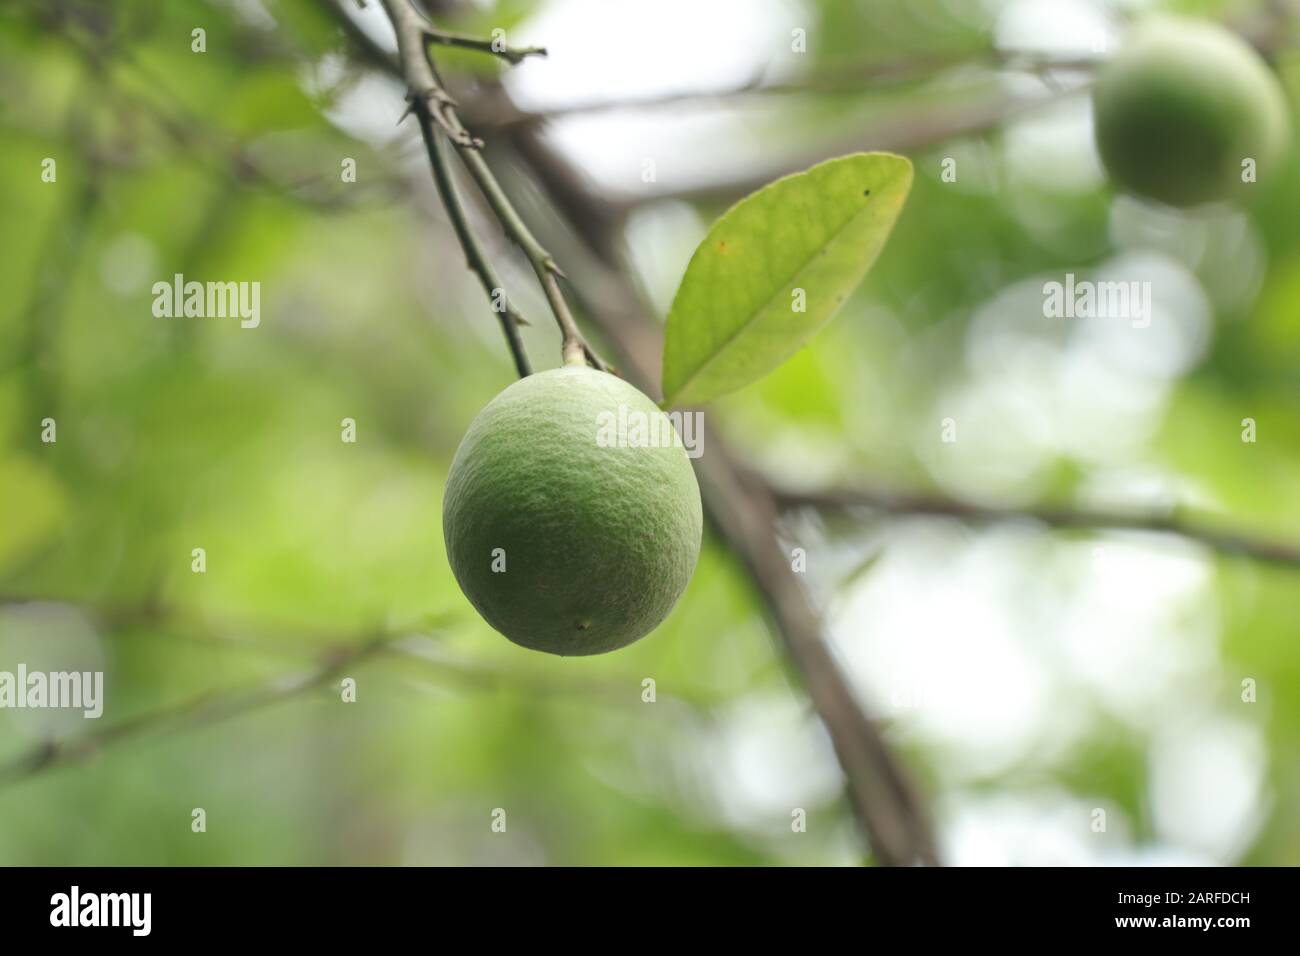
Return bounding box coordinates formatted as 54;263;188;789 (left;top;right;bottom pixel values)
863;189;871;196
575;618;591;631
718;241;727;252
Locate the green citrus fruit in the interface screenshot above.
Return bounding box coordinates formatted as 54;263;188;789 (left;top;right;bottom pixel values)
442;366;702;656
1092;18;1290;208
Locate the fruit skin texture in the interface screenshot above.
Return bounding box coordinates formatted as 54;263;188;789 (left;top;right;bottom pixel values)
1092;18;1290;208
442;366;702;656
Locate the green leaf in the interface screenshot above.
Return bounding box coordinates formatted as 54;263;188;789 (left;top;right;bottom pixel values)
661;152;912;407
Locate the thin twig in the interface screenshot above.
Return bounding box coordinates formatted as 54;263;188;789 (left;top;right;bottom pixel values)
379;0;608;370
423;27;546;66
466;50;1103;129
627;85;1091;208
0;614;716;789
424;125;532;376
0;634;395;787
770;482;1300;568
322;0;1081;217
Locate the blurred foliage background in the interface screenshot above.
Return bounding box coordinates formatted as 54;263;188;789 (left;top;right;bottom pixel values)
0;0;1297;865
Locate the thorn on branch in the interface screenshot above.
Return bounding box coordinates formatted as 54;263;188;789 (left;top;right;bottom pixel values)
407;90;481;147
428;86;458;109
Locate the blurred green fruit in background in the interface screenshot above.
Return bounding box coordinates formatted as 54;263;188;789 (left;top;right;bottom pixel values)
443;367;702;656
1092;17;1290;208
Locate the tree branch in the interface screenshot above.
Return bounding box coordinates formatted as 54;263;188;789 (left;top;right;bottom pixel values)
628;86;1089;208
465;50;1102;129
0;633;395;787
770;481;1300;568
0;611;702;789
424;123;532;376
379;0;607;370
423;27;546;66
